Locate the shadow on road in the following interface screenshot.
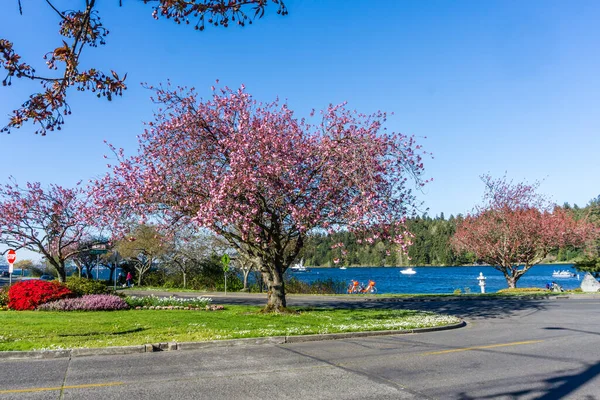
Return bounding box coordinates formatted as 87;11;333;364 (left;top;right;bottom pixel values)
456;360;600;400
126;290;552;321
376;298;549;320
292;297;549;321
544;326;600;337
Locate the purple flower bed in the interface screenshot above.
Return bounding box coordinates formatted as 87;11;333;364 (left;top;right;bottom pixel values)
37;294;130;311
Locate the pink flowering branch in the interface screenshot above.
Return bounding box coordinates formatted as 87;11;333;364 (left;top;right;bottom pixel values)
1;0;286;135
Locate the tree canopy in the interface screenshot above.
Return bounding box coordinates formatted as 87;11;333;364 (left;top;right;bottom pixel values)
451;176;596;288
93;83;427;310
0;179;103;281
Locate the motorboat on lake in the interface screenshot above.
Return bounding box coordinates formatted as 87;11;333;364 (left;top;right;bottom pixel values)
339;266;347;270
290;259;310;272
400;267;416;275
552;270;576;278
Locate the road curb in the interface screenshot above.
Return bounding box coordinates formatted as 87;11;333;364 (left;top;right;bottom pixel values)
0;320;466;360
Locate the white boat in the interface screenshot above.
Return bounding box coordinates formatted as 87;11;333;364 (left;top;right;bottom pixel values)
339;266;347;270
400;268;416;275
552;270;575;278
290;259;310;272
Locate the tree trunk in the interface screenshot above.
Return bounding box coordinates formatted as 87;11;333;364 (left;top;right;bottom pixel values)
253;270;264;293
506;277;516;288
50;260;67;283
241;268;251;292
499;266;522;289
73;261;83;278
182;271;187;289
135;260;150;287
262;267;286;312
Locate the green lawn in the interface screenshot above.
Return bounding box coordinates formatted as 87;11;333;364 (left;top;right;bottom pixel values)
0;306;460;351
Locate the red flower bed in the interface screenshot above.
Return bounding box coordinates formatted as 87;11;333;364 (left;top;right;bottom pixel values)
8;280;73;311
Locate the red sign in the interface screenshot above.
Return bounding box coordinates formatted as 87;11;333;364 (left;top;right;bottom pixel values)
6;249;16;265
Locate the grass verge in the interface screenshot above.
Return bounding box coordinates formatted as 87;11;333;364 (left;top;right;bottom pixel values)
0;306;459;351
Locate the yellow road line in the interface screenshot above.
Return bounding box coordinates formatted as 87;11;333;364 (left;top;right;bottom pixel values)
0;381;124;394
422;340;544;356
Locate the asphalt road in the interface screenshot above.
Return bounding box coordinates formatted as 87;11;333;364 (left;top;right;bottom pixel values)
0;294;599;399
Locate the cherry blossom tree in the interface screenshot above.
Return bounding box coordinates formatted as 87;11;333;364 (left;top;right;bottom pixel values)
451;176;596;288
0;180;102;282
1;0;287;135
93;83;427;311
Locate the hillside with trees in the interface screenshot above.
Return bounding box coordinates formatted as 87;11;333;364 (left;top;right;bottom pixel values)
300;215;473;267
299;195;600;268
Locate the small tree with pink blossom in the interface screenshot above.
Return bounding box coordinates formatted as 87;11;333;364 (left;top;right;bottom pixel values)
0;180;101;282
451;175;597;288
94;83;427;311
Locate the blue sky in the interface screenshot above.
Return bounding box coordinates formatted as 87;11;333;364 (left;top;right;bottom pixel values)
1;0;599;223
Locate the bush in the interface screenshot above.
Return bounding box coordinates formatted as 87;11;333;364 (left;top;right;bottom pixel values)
65;277;110;296
183;255;243;291
141;270;167;287
37;294;129;311
8;280;73;310
0;286;8;309
124;295;212;308
285;277;347;294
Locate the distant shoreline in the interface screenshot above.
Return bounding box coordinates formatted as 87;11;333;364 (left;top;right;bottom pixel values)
304;262;575;269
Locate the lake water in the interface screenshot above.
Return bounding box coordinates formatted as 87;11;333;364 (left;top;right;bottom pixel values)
1;264;586;293
0;266;123;282
285;264;584;294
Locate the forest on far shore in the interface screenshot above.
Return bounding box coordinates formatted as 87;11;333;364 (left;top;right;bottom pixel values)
299;200;598;267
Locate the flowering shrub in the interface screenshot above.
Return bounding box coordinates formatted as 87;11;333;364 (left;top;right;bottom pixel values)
37;294;129;311
125;295;212;308
8;280;73;310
